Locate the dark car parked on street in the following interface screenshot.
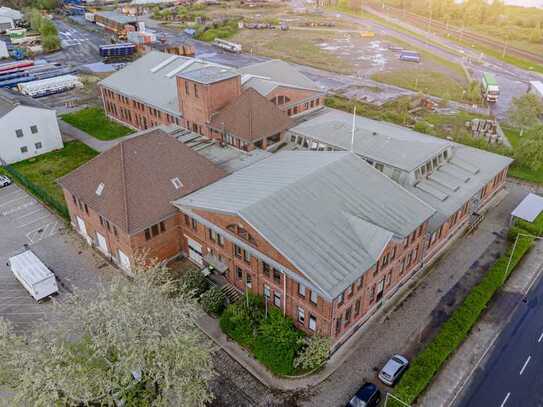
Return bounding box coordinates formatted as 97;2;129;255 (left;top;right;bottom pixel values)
346;382;382;407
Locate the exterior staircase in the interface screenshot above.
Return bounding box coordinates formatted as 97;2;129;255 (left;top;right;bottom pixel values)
220;283;242;304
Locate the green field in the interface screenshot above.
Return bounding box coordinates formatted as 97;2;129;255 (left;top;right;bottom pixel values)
62;107;134;141
10;141;98;203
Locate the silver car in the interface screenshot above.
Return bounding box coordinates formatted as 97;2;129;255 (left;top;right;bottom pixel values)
378;354;409;386
0;175;12;188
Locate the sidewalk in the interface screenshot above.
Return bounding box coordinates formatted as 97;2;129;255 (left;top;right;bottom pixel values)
420;237;543;407
196;183;529;399
59;120;139;153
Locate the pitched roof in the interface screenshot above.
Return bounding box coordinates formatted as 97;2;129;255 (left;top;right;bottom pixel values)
58;129;226;235
175;151;435;299
209;88;293;143
177;65;239;84
239;59;320;92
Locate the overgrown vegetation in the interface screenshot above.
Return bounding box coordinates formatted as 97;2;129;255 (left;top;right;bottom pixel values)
27;8;60;52
196;19;239;42
200;287;226;315
219;294;306;376
61;107;134;141
9;141;98;203
390;226;535;405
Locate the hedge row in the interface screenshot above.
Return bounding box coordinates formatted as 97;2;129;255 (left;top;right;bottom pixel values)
2;164;69;220
391;233;535;405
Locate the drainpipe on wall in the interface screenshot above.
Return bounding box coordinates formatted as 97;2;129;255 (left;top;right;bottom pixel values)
283;272;286;317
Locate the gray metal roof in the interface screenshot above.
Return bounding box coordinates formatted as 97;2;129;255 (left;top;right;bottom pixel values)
289;108;449;171
405;144;513;230
175;151;435;298
239;59;321;92
95;11;137;25
177;65;239;84
241;76;278;96
99;51;213;116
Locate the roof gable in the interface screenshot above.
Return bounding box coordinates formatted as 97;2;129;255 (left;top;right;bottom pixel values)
209;88;293;142
59;129;226;234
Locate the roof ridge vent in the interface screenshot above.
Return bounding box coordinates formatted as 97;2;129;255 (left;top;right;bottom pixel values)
96;182;105;196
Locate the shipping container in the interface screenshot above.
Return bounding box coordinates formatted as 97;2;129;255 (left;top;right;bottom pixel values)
8;250;59;302
99;42;136;57
18;74;82;97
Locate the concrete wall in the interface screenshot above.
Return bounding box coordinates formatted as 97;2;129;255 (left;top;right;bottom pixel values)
1;106;63;164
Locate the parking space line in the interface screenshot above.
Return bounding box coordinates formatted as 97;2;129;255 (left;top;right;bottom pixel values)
0;188;24;200
18;214;52;228
15;207;45;221
0;195;30;208
3;200;38;216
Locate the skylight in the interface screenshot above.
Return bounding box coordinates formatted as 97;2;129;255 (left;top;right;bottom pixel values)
96;182;105;196
171;177;183;190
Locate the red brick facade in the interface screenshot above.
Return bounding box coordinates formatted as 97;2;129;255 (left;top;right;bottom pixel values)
64;188;183;272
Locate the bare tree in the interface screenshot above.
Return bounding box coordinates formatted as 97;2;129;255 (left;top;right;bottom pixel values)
0;261;214;407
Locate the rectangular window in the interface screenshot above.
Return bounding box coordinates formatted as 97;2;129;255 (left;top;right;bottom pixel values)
208;228;215;242
15;129;23;138
310;290;318;305
99;216;104;226
234;244;242;258
273;268;281;284
354;299;361;315
113;226;118;237
217;234;224;247
34;142;42;149
144;228;151;240
297;307;305;324
246;274;252;288
194;83;198;97
369;286;375;302
385;272;391;287
185;80;189;95
309;315;317;331
151;224;159;237
298;283;306;297
345;307;352;325
262;261;270;276
191;218;198;231
84;204;89;215
160;221;166;233
274;291;281;307
243;249;251;264
335;317;342;335
236;266;243;280
20;146;28;153
264;285;271;300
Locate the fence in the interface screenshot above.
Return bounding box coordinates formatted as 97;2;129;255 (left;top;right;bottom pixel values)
2;164;69;220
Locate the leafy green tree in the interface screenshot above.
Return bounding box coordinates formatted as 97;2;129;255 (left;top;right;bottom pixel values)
507;93;543;136
41;34;60;52
200;287;226;315
181;267;209;298
515;124;543;172
0;262;214;406
294;335;331;371
465;80;481;104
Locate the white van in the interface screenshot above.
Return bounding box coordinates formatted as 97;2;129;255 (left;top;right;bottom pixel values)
8;250;59;301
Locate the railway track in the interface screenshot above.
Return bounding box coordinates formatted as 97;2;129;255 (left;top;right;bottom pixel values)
366;4;543;66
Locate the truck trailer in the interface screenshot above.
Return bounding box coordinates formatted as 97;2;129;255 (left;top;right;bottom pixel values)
8;250;59;301
481;72;499;103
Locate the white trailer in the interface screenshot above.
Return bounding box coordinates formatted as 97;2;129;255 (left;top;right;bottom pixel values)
8;250;59;301
85;12;95;23
213;38;242;53
18;74;82;98
0;40;8;58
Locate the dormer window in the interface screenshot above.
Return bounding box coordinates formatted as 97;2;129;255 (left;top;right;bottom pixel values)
96;183;105;196
171;177;183;190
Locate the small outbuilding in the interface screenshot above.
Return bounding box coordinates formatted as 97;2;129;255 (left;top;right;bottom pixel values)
511;193;543;223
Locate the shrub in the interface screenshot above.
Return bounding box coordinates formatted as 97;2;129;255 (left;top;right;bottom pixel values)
392;233;534;405
200;287;226;315
294;335;331;371
180;268;208;298
219;294;262;348
253;308;303;376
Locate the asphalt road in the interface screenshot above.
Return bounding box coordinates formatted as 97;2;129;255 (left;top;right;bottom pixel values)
457;270;543;407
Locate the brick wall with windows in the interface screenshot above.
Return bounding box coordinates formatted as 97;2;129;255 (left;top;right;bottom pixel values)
266;86;324;117
100;86;181;131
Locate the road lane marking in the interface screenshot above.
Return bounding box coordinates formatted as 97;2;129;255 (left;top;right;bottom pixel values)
520;356;531;375
538;332;543;343
500;392;511;407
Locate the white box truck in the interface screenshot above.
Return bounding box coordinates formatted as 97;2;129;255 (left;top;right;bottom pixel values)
8;250;59;301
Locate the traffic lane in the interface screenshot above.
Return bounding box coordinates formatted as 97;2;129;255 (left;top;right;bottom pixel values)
458;275;543;407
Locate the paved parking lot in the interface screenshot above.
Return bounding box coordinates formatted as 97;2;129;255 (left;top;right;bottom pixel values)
0;184;116;334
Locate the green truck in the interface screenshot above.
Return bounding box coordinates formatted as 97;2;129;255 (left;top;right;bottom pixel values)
481;72;500;103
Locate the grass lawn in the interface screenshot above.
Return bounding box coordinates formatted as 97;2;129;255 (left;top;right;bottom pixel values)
11;141;98;203
231;28;354;74
62;107;134;141
372;69;467;102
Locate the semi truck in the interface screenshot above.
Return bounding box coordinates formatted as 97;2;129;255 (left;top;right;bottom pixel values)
481;72;499;103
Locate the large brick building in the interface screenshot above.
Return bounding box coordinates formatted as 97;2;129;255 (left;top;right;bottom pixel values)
58;129;225;272
98;52;324;150
173;151;436;345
